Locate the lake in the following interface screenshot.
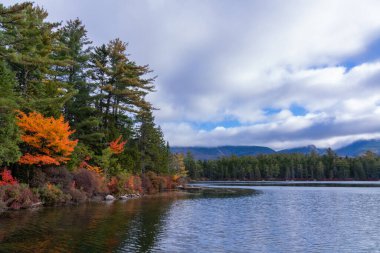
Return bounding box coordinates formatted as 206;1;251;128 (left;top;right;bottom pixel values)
1;181;380;252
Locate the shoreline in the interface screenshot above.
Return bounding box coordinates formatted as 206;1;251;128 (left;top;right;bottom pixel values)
0;189;193;216
0;186;257;216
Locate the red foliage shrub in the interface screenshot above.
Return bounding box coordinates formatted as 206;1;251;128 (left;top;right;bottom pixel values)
73;169;107;197
127;175;142;193
165;176;175;189
142;171;160;194
140;172;179;194
107;177;119;195
0;169;18;186
106;174;143;195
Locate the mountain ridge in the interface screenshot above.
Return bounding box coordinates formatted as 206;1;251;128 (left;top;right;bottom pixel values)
171;139;380;160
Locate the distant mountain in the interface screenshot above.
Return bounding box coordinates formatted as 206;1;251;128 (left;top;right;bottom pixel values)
278;145;326;155
171;139;380;160
336;139;380;157
170;146;275;160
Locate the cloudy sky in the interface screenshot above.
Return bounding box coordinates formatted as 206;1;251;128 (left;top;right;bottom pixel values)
5;0;380;150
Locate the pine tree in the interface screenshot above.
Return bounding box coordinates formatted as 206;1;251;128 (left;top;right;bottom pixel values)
1;2;73;116
58;19;104;150
137;111;169;174
0;61;21;165
90;39;155;137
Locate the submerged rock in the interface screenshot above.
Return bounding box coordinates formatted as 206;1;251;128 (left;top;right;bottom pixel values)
105;195;115;201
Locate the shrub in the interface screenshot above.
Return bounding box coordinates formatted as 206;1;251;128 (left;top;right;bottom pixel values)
107;176;119;195
127;175;142;193
73;169;107;197
119;173;142;195
38;183;71;206
116;173;130;195
158;176;168;191
140;173;179;194
0;169;18;186
29;168;47;188
0;184;40;210
68;187;87;203
0;198;6;212
43;167;73;190
106;173;143;195
165;176;176;190
142;171;160;194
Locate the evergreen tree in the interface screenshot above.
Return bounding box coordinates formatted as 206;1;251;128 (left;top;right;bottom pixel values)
90;39;155;139
137;111;169;174
1;2;74;116
184;152;199;178
57;19;104;150
0;61;21;165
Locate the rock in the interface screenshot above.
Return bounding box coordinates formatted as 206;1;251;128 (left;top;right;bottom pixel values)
119;195;129;200
105;195;115;201
31;202;43;208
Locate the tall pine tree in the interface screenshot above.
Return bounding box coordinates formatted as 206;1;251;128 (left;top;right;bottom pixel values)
0;61;21;165
1;2;74;116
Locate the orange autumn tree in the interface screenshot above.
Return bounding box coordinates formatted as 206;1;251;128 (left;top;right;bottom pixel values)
16;111;78;166
109;135;127;154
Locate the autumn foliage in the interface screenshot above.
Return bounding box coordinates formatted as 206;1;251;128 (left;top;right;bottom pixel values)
0;169;18;186
79;160;103;175
109;135;127;154
16;111;78;166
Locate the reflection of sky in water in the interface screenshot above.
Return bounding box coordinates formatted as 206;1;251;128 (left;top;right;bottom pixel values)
155;185;380;252
1;186;380;252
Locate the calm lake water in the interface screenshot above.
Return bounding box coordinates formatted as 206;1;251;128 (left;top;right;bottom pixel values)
1;182;380;252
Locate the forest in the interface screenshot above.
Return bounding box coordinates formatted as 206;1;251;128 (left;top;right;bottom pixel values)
0;2;187;211
184;149;380;180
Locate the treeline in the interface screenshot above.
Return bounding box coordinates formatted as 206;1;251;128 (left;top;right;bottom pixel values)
0;2;176;174
184;149;380;180
0;2;187;210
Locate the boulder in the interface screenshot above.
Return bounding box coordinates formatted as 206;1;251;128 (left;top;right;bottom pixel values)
105;195;115;201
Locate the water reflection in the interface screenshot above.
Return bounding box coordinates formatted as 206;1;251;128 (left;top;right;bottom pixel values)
1;185;380;252
0;193;186;253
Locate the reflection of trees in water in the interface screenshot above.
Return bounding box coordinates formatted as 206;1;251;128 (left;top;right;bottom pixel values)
0;195;179;252
117;194;185;252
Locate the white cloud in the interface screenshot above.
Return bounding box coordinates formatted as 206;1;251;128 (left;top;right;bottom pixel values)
4;0;380;149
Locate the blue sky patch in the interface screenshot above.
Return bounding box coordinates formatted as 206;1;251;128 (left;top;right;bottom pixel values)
263;107;281;116
290;104;308;116
191;118;242;131
340;36;380;70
